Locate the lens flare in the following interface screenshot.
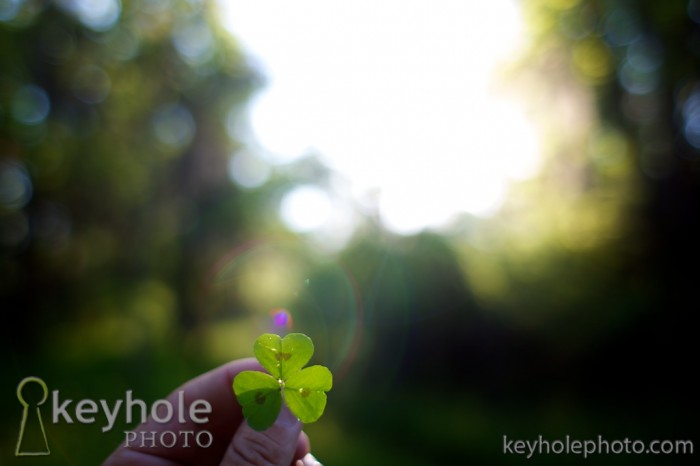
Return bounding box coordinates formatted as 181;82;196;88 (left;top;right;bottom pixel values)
205;239;364;381
269;307;293;329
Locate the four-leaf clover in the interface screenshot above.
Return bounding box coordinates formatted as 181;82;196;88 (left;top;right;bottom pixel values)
233;333;333;431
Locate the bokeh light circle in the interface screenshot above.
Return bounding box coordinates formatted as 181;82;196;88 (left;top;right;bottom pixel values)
11;85;50;125
0;159;33;210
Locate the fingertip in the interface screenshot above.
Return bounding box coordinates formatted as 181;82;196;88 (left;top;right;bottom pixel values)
222;405;303;466
298;452;323;466
294;431;311;462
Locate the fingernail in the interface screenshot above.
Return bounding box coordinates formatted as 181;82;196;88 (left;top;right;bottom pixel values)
302;452;323;466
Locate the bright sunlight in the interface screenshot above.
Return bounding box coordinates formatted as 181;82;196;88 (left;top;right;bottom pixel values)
219;0;541;236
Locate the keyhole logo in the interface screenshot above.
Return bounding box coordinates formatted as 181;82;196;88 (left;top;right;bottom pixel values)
16;376;51;456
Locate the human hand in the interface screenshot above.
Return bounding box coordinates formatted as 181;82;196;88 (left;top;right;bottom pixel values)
103;358;322;466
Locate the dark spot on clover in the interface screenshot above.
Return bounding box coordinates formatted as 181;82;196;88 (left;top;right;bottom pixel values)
299;387;311;398
275;352;291;361
255;392;266;404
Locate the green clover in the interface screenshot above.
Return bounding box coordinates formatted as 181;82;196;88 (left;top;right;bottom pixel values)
233;333;333;431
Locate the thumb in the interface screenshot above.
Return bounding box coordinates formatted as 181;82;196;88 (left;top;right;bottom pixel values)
220;405;302;466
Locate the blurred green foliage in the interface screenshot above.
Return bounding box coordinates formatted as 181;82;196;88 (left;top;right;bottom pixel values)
1;0;698;465
1;0;263;461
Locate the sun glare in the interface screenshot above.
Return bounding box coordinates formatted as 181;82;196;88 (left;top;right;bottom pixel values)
219;0;540;236
280;185;333;233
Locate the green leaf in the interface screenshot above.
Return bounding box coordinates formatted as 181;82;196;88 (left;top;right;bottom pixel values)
284;365;333;391
253;334;283;378
284;389;327;424
284;365;333;424
254;333;314;380
232;370;282;431
279;333;314;378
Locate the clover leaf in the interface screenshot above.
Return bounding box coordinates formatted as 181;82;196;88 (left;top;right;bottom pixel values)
232;371;282;431
233;333;333;431
254;333;314;380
